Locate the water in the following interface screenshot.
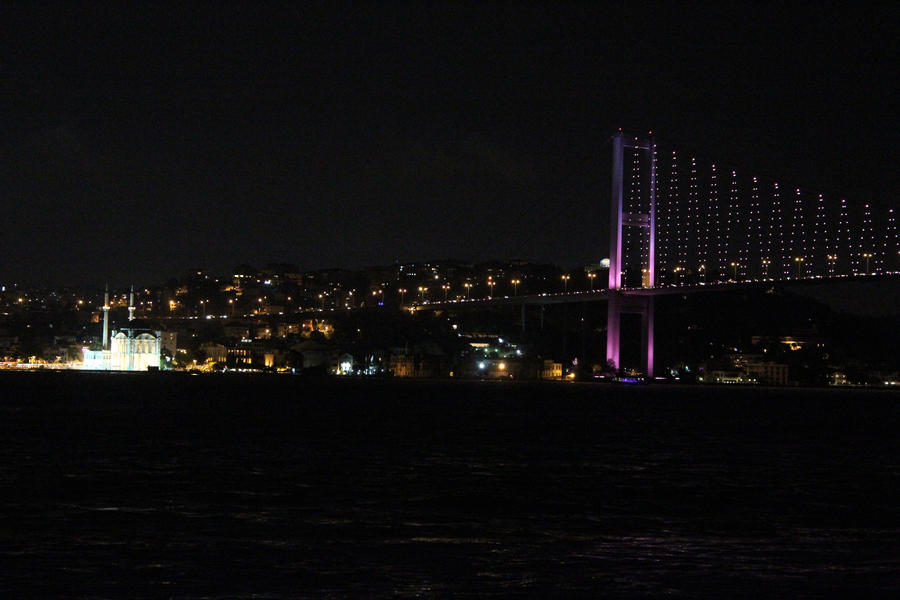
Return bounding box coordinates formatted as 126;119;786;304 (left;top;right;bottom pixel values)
1;372;898;598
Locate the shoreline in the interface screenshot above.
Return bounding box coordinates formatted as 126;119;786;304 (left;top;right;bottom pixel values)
1;368;897;393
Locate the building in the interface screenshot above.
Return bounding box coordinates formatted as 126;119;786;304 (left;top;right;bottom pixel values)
82;328;162;371
389;353;417;377
706;369;757;384
160;331;178;358
744;361;789;386
541;360;563;380
389;351;443;378
200;342;228;364
81;287;162;371
226;341;253;368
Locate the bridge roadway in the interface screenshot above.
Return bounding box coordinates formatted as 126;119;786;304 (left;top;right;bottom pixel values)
407;272;899;310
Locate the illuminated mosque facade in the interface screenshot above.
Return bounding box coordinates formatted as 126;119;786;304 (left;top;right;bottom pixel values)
82;287;162;371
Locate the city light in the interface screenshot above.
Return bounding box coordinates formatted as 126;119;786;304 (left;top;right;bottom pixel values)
2;131;895;384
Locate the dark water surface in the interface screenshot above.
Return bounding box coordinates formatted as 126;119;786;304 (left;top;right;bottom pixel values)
1;372;898;598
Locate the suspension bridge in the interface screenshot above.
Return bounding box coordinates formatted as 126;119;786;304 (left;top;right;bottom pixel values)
417;131;898;377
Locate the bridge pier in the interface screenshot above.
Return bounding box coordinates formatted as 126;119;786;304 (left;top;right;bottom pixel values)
606;293;621;370
641;296;654;378
605;293;654;377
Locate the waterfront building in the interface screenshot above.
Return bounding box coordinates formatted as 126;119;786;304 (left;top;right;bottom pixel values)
81;286;162;371
706;370;757;384
226;341;253;368
541;360;563;380
200;342;228;364
82;328;162;371
744;361;789;386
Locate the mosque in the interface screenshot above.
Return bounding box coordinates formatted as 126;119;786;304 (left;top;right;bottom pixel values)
82;287;162;371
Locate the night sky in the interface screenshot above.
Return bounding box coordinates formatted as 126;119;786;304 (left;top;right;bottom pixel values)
2;3;897;286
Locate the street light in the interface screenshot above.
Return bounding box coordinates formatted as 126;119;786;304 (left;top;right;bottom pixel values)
398;288;407;305
417;286;427;302
441;283;450;302
318;293;325;310
862;252;873;273
228;298;235;316
511;278;520;296
587;272;596;291
463;282;472;299
561;274;570;293
698;264;706;284
487;277;495;299
794;256;805;277
730;261;738;280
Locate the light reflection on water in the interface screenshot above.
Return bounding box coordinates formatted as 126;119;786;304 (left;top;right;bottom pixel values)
1;372;898;598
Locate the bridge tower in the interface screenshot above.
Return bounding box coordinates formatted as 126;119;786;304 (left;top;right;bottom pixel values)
606;132;656;376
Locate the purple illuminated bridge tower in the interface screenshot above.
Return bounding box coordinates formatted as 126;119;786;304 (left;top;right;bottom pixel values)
606;132;656;376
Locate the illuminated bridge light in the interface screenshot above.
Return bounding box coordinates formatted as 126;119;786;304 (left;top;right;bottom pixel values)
604;132;893;305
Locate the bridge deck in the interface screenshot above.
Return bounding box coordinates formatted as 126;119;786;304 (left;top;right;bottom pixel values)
407;272;898;309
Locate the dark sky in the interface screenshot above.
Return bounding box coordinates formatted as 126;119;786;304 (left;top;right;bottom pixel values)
2;3;897;286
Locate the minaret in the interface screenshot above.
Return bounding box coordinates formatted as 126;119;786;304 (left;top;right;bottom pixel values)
102;285;110;350
128;285;135;322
